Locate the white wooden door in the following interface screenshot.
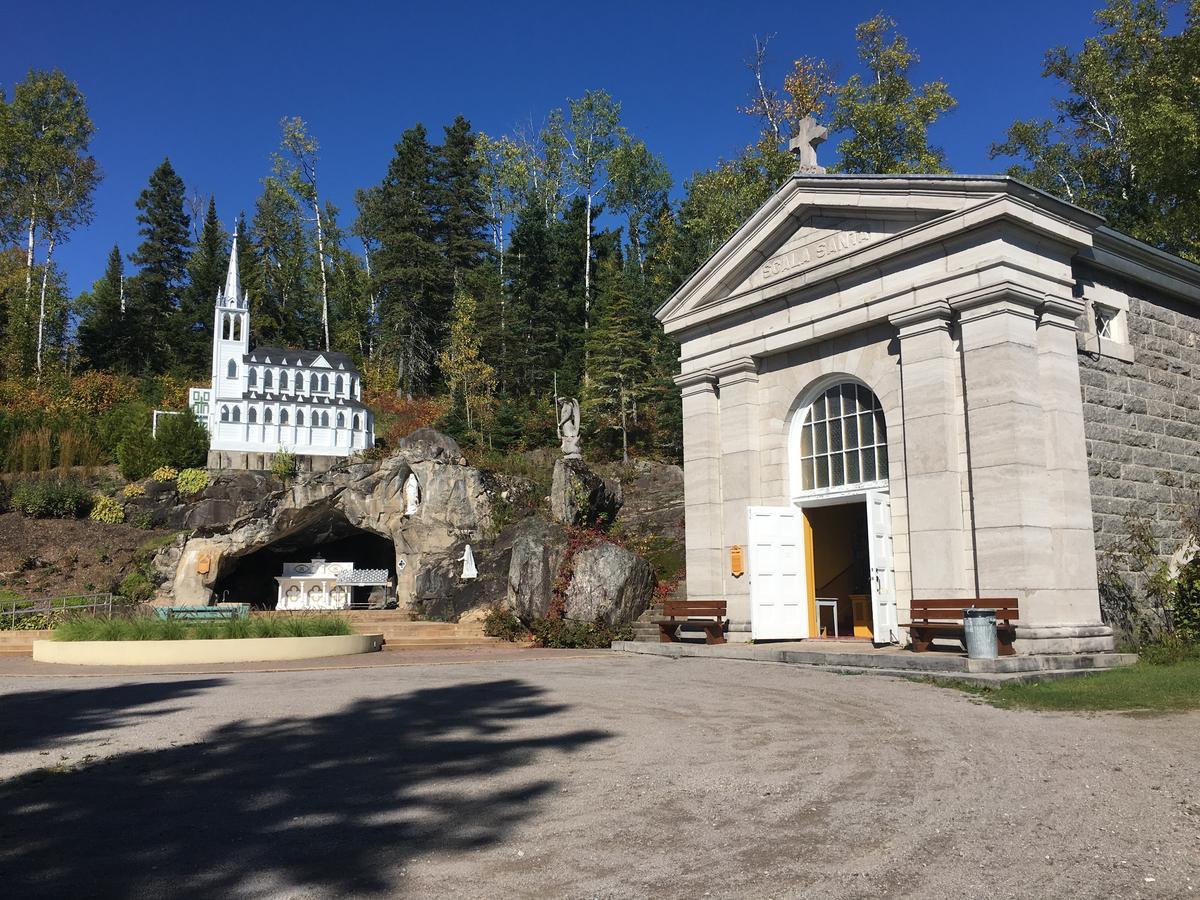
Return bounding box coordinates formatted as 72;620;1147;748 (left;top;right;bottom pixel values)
748;506;808;640
866;491;897;644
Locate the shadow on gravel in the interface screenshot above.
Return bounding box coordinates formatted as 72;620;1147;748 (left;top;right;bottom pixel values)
0;678;227;754
0;678;609;898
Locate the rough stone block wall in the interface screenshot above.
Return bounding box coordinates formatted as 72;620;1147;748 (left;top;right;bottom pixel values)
1079;278;1200;631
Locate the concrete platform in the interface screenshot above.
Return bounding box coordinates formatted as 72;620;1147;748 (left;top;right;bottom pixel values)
612;639;1139;684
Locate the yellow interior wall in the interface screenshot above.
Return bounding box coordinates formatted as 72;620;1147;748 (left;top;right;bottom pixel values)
806;503;869;638
803;511;816;636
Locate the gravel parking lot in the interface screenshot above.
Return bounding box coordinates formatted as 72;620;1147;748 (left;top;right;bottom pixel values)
1;652;1196;899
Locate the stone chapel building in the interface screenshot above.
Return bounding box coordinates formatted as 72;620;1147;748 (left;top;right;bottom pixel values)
189;232;374;471
658;157;1200;655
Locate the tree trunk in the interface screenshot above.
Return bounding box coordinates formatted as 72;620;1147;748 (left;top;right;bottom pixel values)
36;235;55;381
24;203;37;320
363;247;376;361
314;201;330;351
583;190;593;331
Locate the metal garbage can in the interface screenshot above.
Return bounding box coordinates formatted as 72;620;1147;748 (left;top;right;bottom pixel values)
963;608;998;659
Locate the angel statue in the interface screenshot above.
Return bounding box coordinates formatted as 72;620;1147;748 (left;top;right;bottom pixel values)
557;397;582;459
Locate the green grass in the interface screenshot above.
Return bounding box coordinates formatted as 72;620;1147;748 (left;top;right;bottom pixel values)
943;652;1200;713
53;615;353;642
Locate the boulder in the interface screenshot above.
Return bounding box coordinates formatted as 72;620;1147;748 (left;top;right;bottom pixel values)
550;458;623;529
563;541;655;626
506;517;568;621
396;428;464;463
415;536;512;622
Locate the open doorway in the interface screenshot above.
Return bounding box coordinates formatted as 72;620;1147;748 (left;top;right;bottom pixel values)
804;501;873;640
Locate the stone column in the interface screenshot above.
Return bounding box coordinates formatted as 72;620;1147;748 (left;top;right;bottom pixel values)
953;289;1056;643
675;370;723;603
714;357;761;635
890;301;974;602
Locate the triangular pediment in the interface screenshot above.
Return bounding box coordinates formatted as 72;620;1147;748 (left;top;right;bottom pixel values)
656;174;1100;333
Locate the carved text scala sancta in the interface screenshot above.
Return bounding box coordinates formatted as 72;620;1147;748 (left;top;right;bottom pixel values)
760;228;876;281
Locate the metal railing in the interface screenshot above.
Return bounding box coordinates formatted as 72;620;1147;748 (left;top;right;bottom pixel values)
1;592;120;630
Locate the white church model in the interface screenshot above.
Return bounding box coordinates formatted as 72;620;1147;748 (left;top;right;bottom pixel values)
189;231;374;471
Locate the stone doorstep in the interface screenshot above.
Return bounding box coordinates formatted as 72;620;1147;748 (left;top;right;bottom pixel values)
611;640;1138;682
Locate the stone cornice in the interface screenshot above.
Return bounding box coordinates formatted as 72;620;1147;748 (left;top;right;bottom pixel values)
713;356;759;386
674;369;718;395
890;300;953;338
1038;296;1086;331
949;282;1044;324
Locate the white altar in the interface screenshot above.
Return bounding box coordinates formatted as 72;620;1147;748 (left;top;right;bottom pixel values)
274;558;392;610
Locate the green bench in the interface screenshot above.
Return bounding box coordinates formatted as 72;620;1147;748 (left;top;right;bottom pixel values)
153;604;249;621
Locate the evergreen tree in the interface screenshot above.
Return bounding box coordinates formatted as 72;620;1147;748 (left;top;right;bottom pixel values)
179;197;228;375
77;244;135;371
251;178;315;348
436;115;492;283
155;408;209;468
357;124;442;397
128;158;191;372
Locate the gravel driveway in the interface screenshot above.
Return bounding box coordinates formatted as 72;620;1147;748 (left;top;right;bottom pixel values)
0;653;1196;899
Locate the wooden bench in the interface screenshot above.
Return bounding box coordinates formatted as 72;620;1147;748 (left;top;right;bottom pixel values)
153;604;249;622
653;600;727;645
901;598;1019;656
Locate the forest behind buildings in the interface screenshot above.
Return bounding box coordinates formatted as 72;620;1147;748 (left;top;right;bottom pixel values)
0;2;1197;472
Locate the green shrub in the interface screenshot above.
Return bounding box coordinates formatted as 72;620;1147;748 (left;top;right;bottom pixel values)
117;570;156;604
98;401;153;461
54;614;352;641
271;451;298;482
529;617;634;649
151;465;179;482
89;495;125;524
116;423;163;481
122;482;146;498
482;605;527;641
11;479;92;518
155;409;209;469
176;467;210;496
1172;555;1200;644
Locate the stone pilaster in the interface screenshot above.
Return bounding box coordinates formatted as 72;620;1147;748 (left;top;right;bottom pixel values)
714;357;761;634
954;287;1054;611
891;301;974;601
675;369;723;602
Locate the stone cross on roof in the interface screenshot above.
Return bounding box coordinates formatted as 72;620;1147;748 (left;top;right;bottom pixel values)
788;115;828;174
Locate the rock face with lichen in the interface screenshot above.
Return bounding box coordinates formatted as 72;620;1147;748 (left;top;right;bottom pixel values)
550;458;623;528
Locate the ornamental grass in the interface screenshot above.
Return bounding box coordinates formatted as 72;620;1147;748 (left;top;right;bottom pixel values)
53;614;353;641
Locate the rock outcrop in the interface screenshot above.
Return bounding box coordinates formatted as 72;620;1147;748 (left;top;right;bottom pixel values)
550;458;623;528
563;541;654;625
506;518;569;621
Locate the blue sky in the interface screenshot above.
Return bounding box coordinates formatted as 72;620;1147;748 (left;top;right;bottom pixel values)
7;0;1126;295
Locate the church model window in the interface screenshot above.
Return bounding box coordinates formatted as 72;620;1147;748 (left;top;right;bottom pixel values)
227;359;237;379
281;409;289;425
248;407;257;424
798;382;887;492
321;411;330;428
335;375;344;395
296;410;304;426
264;369;274;390
353;414;361;431
248;369;257;388
264;408;273;424
320;374;329;392
220;405;229;422
336;412;345;428
280;371;289;391
232;406;241;423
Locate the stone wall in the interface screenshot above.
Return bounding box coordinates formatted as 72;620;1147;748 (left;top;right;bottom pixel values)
1078;271;1200;629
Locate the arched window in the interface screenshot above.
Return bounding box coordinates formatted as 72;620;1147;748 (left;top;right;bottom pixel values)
296;410;304;426
248;407;257;424
280;371;289;391
264;369;274;390
335;412;344;428
221;314;230;340
329;585;347;607
227;359;237;379
796;382;888;493
264;408;273;424
321;411;330;428
280;409;289;425
349;377;356;398
247;368;257;388
335;375;344;395
220;405;229;423
309;373;318;393
307;585;323;606
352;414;361;431
232;315;242;341
285;585;300;603
320;374;329;392
232;406;241;423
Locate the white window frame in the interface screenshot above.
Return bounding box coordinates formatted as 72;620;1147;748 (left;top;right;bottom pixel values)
1078;282;1134;363
788;378;890;504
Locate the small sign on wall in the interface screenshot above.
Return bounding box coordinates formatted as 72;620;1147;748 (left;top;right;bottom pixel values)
730;545;745;578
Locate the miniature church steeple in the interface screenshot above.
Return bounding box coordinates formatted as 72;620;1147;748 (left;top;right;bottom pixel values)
219;227;246;309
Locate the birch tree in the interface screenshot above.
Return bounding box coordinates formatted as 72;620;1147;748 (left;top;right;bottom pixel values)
273;117;332;350
608;137;671;272
565;90;624;334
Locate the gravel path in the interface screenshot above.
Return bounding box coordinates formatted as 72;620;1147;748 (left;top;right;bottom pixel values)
0;653;1196;899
